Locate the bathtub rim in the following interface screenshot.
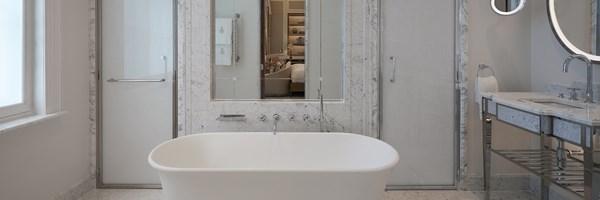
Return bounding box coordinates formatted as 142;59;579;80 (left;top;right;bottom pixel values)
148;132;399;173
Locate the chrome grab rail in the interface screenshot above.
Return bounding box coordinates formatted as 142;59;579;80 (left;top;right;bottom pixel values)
107;78;165;83
233;13;241;63
107;56;169;83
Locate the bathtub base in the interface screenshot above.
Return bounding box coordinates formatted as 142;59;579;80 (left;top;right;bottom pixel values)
159;171;392;200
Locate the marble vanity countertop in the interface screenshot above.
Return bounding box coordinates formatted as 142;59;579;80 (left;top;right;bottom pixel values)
482;92;600;126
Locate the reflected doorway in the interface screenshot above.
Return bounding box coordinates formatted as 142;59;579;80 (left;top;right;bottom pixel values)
261;0;306;99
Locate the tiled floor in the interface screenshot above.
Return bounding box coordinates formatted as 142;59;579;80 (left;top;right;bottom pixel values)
77;189;536;200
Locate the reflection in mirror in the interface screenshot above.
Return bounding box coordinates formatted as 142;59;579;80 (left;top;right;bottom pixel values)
548;0;600;62
491;0;526;16
213;0;343;101
262;2;306;99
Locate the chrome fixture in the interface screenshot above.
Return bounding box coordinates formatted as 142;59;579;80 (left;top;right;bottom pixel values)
556;140;567;170
216;114;246;121
477;64;495;77
108;56;169;83
302;114;310;121
566;88;580;101
272;114;281;135
107;78;166;83
562;54;594;103
232;13;241;63
288;113;295;121
258;114;266;122
389;56;397;82
318;89;324;132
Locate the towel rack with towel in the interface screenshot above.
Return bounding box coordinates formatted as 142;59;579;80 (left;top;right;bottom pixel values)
477;63;495;77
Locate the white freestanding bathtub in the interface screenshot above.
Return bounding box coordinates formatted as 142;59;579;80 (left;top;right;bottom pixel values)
148;132;399;200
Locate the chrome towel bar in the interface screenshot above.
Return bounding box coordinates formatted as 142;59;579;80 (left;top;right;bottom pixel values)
107;78;166;83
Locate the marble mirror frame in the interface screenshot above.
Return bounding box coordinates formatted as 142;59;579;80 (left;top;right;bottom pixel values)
177;0;380;137
548;0;600;63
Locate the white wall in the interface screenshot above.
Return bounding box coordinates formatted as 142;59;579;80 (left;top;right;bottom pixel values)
467;0;535;177
0;1;90;199
531;0;595;91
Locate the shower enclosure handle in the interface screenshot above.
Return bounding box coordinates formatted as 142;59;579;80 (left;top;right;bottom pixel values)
389;56;397;82
107;78;166;83
107;56;169;83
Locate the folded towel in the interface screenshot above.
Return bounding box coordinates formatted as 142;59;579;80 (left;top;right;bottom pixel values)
476;75;498;119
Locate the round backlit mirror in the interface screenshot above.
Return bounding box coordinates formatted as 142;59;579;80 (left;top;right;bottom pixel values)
491;0;527;16
548;0;600;63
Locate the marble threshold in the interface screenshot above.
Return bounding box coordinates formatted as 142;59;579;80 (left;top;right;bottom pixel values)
77;188;536;200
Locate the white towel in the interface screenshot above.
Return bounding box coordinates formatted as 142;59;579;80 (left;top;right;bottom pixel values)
215;44;232;66
215;18;232;45
476;76;498;119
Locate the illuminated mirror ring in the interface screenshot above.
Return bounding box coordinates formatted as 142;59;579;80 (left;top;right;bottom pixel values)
491;0;527;16
548;0;600;63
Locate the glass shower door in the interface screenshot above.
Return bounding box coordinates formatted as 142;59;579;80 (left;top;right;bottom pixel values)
100;0;174;186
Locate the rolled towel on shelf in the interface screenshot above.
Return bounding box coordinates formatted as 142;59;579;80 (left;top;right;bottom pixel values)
476;64;498;120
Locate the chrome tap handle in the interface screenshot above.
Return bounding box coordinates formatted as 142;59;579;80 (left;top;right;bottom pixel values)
273;114;281;121
567;88;580;100
258;114;266;122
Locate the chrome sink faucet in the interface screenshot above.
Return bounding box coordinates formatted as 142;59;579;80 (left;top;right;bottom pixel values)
272;113;281;135
563;54;594;103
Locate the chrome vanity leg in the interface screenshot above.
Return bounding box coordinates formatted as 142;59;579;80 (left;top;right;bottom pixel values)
539;134;552;200
583;130;599;200
483;116;492;200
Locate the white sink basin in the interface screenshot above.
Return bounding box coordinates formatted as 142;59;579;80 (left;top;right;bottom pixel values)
519;98;586;109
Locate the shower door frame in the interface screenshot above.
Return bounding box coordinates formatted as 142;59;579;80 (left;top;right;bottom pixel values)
95;0;179;189
378;0;463;190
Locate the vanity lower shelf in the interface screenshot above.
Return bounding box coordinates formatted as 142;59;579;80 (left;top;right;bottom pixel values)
491;149;585;197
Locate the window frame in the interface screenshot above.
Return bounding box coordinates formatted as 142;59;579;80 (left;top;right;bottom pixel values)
0;0;34;120
0;0;64;126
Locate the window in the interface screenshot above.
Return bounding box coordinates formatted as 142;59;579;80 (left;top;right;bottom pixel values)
0;0;63;127
0;0;33;119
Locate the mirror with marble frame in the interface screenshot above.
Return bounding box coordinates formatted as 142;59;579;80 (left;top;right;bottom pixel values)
548;0;600;62
212;0;344;100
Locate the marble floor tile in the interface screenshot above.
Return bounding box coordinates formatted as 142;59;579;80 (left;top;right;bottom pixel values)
382;190;479;200
78;189;162;200
470;190;536;200
78;189;536;200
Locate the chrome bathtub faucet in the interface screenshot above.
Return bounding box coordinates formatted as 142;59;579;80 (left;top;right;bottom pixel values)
273;114;281;135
